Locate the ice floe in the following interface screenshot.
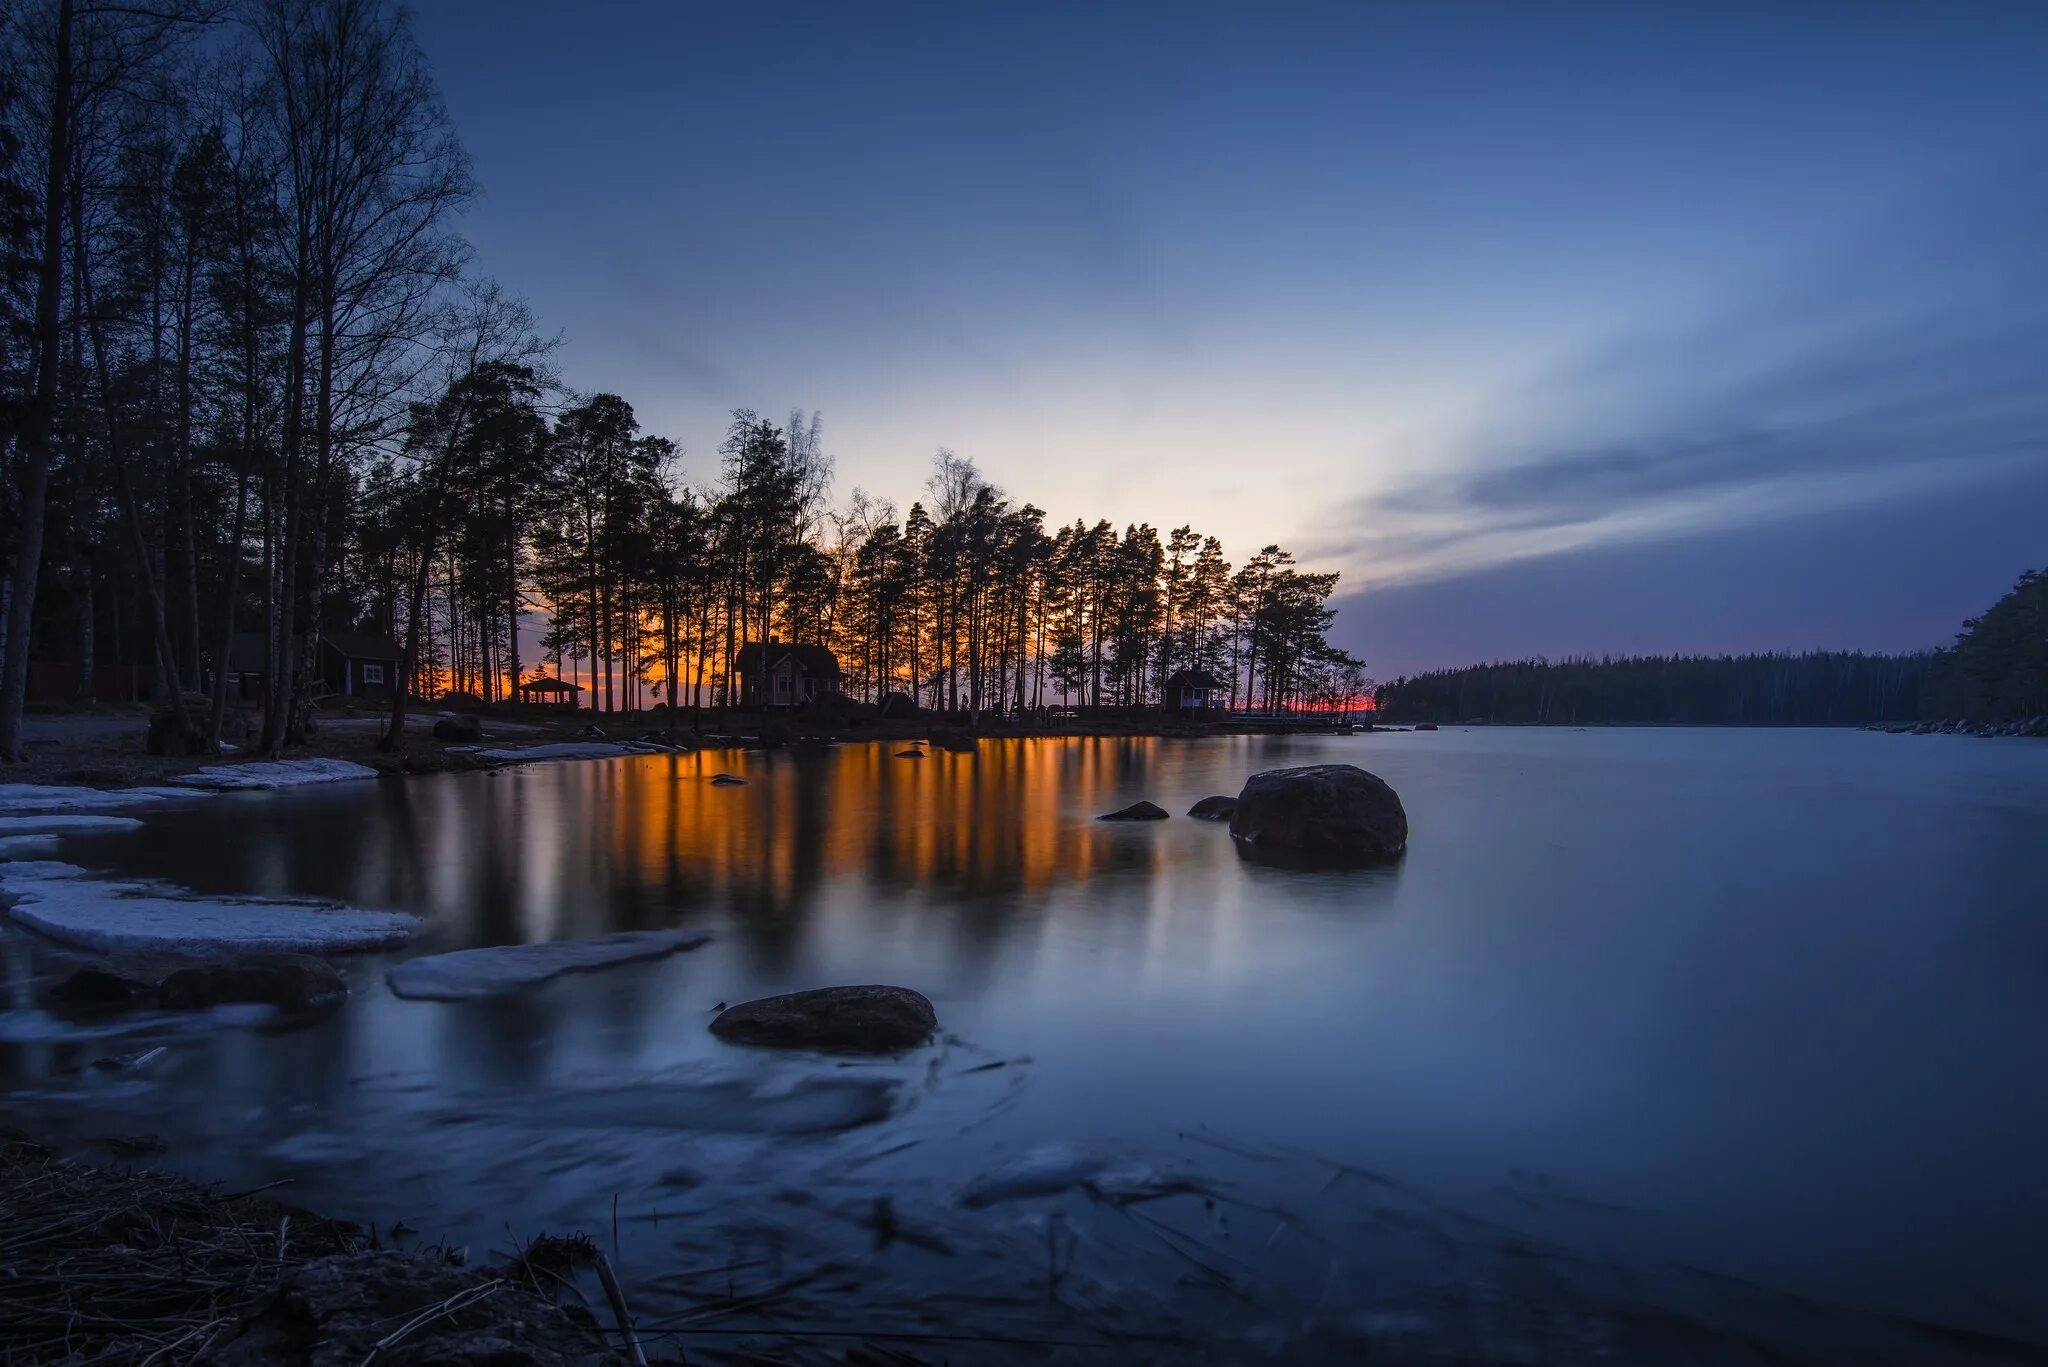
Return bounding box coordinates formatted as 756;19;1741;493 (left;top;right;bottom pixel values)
0;814;145;854
472;741;657;763
385;929;712;1001
0;784;207;814
2;869;417;956
175;758;379;790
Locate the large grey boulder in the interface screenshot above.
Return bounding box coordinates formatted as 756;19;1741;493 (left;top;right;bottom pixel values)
1229;763;1408;866
710;985;936;1053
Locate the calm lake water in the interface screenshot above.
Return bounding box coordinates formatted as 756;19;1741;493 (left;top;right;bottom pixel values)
4;729;2047;1362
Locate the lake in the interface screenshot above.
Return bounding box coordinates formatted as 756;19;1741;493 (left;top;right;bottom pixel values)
4;728;2046;1362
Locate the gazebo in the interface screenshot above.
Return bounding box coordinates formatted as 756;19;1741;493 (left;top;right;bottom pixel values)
516;676;584;707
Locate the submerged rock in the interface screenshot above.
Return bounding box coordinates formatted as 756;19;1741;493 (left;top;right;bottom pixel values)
48;964;158;1010
895;748;926;759
157;953;347;1012
1229;763;1408;866
709;773;748;786
431;714;482;742
710;984;936;1053
1099;800;1169;821
928;725;978;753
1415;722;1439;731
1187;795;1237;821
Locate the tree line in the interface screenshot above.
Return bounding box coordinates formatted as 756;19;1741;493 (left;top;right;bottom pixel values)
1920;568;2048;723
0;0;1361;759
1372;651;1935;726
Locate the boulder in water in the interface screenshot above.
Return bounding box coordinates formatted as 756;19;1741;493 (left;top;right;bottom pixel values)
709;773;748;786
157;953;347;1012
1229;763;1408;867
928;725;977;753
1099;800;1169;821
895;747;926;759
48;963;158;1010
710;984;936;1053
1187;795;1237;820
1415;722;1438;731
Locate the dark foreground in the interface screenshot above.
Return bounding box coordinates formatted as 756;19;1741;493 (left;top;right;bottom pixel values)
0;1134;624;1365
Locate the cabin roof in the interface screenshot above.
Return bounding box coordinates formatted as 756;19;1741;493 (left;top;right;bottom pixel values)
323;631;401;662
735;642;842;677
517;676;583;695
1164;668;1224;690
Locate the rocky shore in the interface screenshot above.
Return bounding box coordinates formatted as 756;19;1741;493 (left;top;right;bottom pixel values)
1866;716;2048;738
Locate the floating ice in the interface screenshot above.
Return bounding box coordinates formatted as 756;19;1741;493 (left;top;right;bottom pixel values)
0;815;145;854
0;814;146;836
958;1145;1106;1207
386;930;712;1001
510;1070;899;1135
2;870;416;956
473;742;655;763
0;784;200;814
175;758;379;790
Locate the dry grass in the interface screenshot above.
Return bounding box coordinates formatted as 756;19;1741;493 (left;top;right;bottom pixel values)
0;1134;364;1363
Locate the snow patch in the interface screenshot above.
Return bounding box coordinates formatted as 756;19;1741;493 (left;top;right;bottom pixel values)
175;758;379;790
386;929;712;1000
2;868;416;956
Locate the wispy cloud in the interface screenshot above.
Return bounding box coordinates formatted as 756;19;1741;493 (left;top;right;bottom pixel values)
1315;159;2048;590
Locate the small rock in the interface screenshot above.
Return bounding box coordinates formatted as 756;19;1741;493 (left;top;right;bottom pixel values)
1415;722;1438;731
895;748;926;759
431;715;482;742
710;985;936;1053
1187;795;1237;821
1099;800;1169;821
709;773;748;786
578;724;607;741
157;954;347;1012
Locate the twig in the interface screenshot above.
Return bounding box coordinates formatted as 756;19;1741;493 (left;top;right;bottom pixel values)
591;1250;647;1367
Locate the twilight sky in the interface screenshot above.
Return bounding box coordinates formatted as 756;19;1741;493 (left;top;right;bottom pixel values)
408;1;2048;678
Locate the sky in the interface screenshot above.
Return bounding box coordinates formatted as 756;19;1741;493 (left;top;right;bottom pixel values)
407;1;2048;678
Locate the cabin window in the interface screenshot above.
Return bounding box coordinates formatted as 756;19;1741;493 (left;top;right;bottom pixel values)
360;663;386;685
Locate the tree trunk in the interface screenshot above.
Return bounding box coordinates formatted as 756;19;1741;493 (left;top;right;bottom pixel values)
0;0;73;761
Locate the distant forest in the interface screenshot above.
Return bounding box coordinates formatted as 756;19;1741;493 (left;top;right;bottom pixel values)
1372;651;1934;726
1375;567;2048;727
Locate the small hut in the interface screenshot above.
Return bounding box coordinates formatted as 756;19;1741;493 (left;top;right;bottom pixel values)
517;676;584;708
1162;668;1226;715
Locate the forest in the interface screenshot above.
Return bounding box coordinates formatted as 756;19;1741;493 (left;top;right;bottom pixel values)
1372;651;1936;726
1919;568;2048;724
0;0;1362;762
1374;566;2048;728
